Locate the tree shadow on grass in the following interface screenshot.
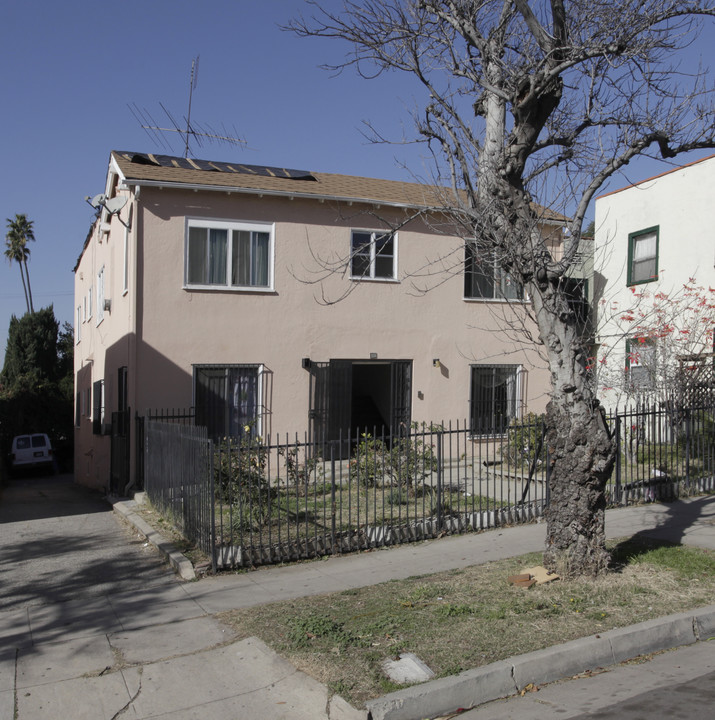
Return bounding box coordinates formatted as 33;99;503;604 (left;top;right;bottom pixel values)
609;494;715;570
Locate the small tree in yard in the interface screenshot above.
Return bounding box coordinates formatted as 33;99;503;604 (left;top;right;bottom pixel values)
598;281;715;408
290;1;715;577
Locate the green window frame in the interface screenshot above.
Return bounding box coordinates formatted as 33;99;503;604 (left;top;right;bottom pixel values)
627;226;659;286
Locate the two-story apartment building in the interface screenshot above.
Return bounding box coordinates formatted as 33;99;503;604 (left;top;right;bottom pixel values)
74;151;565;491
595;154;715;409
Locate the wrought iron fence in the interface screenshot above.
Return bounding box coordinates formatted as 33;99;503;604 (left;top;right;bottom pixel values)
140;403;714;571
174;419;548;569
143;420;215;569
608;404;714;504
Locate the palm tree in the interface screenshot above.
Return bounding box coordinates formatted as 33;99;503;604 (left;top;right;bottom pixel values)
5;214;35;313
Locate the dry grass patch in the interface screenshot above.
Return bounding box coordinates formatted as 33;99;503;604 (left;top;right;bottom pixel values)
220;538;715;706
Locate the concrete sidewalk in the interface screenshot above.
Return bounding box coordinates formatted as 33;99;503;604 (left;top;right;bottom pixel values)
1;493;713;719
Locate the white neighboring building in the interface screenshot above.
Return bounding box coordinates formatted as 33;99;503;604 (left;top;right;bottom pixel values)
594;155;715;410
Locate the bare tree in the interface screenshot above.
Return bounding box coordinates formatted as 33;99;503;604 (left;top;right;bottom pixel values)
289;0;715;577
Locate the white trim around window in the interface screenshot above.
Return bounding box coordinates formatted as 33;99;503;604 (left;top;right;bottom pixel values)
350;229;398;281
184;218;275;292
96;266;105;325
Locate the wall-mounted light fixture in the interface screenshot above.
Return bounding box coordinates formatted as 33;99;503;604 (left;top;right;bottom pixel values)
301;358;312;370
370;352;378;359
433;359;441;368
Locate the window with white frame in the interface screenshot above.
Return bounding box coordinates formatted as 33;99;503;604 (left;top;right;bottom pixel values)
350;230;396;280
76;306;81;344
464;244;523;300
87;286;92;320
627;226;658;285
96;267;105;324
185;219;273;290
92;379;105;435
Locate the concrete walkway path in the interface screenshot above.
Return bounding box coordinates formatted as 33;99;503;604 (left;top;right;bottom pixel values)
1;474;713;720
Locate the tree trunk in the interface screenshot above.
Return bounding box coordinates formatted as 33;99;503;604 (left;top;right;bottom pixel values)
531;283;616;578
543;397;614;577
23;260;34;313
18;264;30;314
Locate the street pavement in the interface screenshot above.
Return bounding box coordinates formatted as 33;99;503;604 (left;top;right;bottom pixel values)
456;640;715;719
0;473;713;720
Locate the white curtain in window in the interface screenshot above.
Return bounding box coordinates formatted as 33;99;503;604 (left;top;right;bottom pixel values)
633;232;656;260
208;229;227;284
253;232;269;286
188;227;207;284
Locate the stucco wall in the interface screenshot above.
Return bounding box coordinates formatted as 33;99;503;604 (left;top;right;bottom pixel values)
134;187;551;436
75;180;558;489
594;155;715;408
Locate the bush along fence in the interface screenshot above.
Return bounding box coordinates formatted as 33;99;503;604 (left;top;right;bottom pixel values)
141;404;714;571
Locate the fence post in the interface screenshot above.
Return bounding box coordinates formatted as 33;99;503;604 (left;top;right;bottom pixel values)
330;440;337;555
615;414;622;504
545;429;551;508
436;429;443;532
684;408;691;487
209;439;216;574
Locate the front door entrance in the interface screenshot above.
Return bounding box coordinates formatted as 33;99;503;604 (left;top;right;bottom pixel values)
308;359;412;458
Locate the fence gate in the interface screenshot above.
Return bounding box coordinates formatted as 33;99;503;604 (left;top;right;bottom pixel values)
110;408;130;495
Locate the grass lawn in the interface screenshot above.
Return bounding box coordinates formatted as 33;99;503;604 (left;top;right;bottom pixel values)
219;538;715;706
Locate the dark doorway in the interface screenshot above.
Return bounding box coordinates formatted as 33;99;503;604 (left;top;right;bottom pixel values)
308;359;412;458
351;363;391;433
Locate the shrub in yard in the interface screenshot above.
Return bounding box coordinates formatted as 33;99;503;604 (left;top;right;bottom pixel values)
349;424;440;492
349;432;387;488
278;444;323;494
388;422;439;493
214;430;275;532
504;413;546;470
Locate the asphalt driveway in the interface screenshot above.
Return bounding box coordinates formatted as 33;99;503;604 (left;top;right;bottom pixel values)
0;473;177;612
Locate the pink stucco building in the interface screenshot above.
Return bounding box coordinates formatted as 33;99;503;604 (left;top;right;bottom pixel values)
74;151;563;491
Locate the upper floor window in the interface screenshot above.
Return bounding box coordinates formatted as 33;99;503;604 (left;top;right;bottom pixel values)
464;244;523;300
185;219;273;290
350;230;396;280
627;226;658;286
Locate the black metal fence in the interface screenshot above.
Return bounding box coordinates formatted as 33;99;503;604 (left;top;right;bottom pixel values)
140;403;714;571
609;404;714;504
143;420;215;568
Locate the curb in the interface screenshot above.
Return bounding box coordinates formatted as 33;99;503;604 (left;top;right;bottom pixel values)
365;605;715;720
110;494;196;581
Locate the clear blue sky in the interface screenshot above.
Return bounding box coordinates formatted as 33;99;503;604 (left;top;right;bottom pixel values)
1;0;712;362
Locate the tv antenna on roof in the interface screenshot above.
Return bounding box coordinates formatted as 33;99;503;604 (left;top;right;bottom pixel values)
129;55;245;158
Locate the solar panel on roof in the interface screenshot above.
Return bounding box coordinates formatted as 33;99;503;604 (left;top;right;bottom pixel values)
124;152;315;180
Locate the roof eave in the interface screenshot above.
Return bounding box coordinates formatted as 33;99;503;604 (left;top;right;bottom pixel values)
117;177;434;211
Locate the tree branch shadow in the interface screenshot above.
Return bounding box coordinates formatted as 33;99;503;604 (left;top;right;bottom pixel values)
609;494;715;569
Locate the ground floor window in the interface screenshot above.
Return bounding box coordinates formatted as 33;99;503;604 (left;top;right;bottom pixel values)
194;364;261;439
626;337;657;394
470;364;521;434
92;379;105;435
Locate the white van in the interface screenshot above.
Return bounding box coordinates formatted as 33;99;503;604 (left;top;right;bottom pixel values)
10;434;55;473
